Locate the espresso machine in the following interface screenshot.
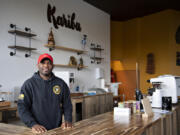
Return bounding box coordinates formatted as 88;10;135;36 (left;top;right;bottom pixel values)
150;75;180;104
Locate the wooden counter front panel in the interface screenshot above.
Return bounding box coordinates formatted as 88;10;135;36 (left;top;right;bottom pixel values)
145;119;162;135
72;93;113;122
83;96;99;119
83;94;113;119
99;94;106;114
172;110;177;135
177;106;180;135
105;93;113;112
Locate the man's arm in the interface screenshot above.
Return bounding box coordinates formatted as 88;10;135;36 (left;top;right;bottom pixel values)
62;82;72;127
17;82;37;128
18;81;47;133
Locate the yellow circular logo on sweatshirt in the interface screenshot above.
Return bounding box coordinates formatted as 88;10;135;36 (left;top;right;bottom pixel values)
53;85;61;95
18;94;24;100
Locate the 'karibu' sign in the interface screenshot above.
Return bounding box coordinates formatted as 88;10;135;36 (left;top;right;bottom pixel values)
47;4;82;32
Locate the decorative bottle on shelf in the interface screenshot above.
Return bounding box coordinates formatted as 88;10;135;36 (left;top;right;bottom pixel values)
48;27;55;46
78;57;84;68
81;34;87;49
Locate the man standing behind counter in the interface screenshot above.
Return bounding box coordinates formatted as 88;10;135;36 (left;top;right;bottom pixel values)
18;53;72;134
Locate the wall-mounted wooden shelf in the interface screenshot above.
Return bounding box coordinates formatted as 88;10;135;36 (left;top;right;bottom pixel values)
54;64;88;70
90;47;104;51
44;44;87;55
8;45;37;51
8;30;36;37
54;64;77;68
90;57;104;60
8;24;37;57
90;44;104;64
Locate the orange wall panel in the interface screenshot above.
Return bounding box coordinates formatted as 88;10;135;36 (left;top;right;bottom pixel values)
111;10;180;93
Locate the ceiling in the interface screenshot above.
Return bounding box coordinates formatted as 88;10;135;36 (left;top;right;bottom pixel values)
83;0;180;21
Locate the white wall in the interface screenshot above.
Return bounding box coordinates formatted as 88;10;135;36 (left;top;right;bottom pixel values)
0;0;110;99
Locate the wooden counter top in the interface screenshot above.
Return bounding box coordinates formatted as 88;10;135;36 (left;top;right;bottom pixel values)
0;104;179;135
0;112;165;135
0;123;32;135
47;112;163;135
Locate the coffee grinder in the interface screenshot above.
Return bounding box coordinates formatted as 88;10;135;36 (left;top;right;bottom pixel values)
135;62;143;109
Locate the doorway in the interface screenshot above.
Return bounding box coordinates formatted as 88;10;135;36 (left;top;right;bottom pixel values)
111;60;136;101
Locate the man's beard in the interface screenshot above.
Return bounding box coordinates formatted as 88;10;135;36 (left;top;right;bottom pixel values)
43;72;51;77
40;70;52;77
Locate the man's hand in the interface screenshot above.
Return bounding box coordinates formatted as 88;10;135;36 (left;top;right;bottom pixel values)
61;121;72;130
32;124;47;134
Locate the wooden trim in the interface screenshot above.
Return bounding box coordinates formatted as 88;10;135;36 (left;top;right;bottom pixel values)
90;47;104;51
90;57;104;60
8;46;37;50
44;44;87;54
8;30;36;37
53;64;88;69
